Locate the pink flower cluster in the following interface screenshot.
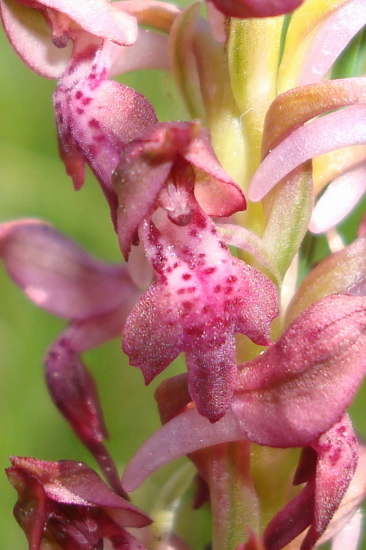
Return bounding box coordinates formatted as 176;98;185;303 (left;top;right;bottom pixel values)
2;0;366;549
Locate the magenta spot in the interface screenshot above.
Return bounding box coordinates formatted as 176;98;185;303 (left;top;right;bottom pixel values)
75;91;83;100
76;108;84;115
225;287;233;294
202;305;211;313
94;134;106;143
185;325;204;337
82;97;92;106
198;252;205;258
173;262;179;269
177;288;186;295
214;285;221;293
58;114;64;123
88;118;100;129
187;287;196;294
204;267;216;275
182;273;191;280
227;275;238;283
182;301;193;310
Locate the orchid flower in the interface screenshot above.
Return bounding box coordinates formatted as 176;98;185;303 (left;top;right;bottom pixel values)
6;457;151;550
0;219;142;493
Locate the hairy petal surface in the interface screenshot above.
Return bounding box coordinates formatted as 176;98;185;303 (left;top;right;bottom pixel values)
122;294;366;490
55;40;157;218
123;208;278;422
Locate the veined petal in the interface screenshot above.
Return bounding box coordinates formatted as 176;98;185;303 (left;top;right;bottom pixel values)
249;105;366;202
0;219;137;319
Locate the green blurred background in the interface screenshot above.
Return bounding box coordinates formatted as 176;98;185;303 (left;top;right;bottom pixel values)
1;10;366;550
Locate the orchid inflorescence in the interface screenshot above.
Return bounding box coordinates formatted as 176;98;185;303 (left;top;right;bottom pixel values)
2;0;366;548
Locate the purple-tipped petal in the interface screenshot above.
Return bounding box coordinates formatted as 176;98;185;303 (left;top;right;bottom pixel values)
45;339;108;445
0;219;137;319
250;105;366;202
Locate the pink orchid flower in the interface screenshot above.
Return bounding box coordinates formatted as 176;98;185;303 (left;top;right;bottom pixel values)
6;457;151;550
112;121;278;422
121;292;366;548
0;0;174;221
0;219;142;491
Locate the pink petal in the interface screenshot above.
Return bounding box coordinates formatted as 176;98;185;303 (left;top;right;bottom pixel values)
0;219;137;319
123;294;366;490
309;164;366;233
285;236;366;325
45;339;109;445
109;29;170;77
55;41;157;215
330;508;363;550
264;415;358;550
249;105;366;202
6;466;48;550
30;0;138;46
113;121;245;259
123;210;278;421
0;0;71;78
233;295;366;447
301;416;358;550
300;0;366;85
10;457;151;527
121;407;244;492
207;0;304;18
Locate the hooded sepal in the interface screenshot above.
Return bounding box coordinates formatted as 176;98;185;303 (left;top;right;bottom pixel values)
7;457;151;550
112;120;246;259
